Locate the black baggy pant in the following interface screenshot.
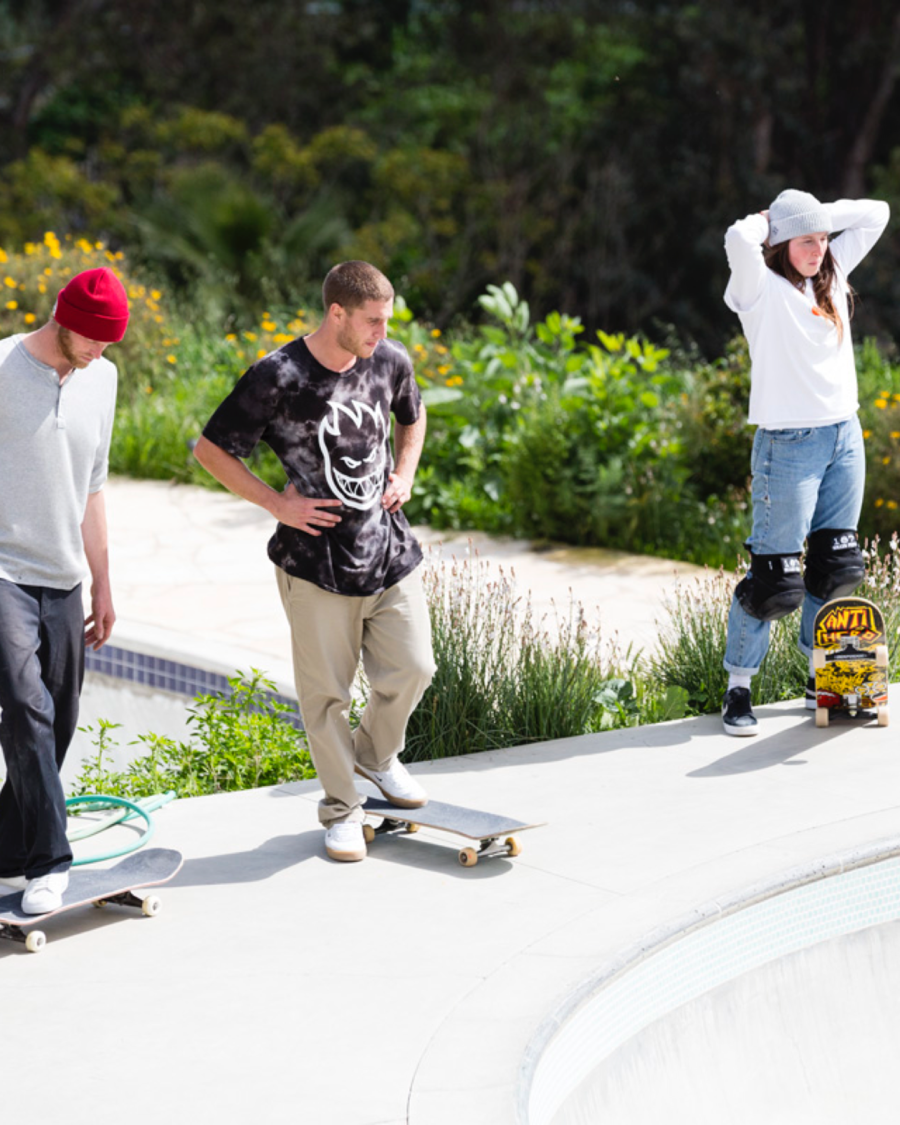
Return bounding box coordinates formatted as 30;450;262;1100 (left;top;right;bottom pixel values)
0;579;83;878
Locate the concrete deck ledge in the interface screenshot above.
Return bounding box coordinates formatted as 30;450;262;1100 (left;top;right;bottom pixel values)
5;685;900;1125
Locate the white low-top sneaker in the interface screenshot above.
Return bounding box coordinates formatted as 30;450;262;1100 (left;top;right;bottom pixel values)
324;821;367;862
355;759;428;808
22;870;69;914
0;874;27;893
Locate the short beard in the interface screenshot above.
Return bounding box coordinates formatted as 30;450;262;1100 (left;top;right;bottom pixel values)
57;326;88;369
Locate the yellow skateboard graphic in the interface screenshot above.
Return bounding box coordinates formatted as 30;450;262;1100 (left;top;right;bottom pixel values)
812;597;889;728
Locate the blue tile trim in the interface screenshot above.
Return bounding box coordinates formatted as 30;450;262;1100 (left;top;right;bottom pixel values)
84;644;302;728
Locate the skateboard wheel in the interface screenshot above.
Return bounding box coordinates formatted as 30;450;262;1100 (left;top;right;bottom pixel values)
25;930;46;954
459;847;479;867
878;705;890;727
141;896;162;917
815;707;829;728
505;836;522;857
362;823;376;844
406;823;420;834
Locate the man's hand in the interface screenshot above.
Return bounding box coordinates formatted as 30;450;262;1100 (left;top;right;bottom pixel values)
84;585;115;651
382;471;412;514
276;483;343;536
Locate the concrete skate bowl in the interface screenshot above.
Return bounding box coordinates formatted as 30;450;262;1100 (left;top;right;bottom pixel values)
520;843;900;1125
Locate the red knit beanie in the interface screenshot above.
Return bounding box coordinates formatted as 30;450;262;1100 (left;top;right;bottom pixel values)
54;267;130;343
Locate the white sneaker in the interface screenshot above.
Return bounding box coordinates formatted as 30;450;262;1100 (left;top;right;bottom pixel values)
22;870;69;915
0;874;26;893
324;820;367;862
355;759;428;808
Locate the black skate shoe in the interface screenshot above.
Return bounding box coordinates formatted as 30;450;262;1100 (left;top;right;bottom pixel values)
722;687;758;737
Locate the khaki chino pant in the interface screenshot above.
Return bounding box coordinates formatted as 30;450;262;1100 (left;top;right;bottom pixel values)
276;565;435;826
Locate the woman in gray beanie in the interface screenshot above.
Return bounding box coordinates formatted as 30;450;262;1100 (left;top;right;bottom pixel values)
720;189;889;736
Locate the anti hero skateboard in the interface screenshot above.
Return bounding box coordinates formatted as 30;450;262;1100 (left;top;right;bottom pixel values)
812;596;889;728
0;847;183;953
362;795;544;867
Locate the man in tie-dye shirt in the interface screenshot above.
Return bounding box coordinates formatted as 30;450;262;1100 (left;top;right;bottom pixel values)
195;261;435;862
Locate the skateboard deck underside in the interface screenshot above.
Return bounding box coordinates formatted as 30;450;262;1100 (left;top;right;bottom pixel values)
812;597;889;724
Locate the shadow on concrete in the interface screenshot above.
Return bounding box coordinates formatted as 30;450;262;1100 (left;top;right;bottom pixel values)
172;832;320;886
688;710;883;777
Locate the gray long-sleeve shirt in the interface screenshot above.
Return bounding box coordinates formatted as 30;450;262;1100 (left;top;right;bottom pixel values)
0;334;117;590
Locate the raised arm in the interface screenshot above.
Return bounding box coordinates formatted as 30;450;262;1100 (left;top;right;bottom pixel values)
826;199;890;276
723;211;771;312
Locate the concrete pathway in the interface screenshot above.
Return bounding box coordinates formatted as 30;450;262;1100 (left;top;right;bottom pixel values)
102;477;706;665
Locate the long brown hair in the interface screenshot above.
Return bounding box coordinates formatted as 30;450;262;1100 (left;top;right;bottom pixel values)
763;242;854;341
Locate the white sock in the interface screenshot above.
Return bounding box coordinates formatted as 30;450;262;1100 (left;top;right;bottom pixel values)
728;673;752;692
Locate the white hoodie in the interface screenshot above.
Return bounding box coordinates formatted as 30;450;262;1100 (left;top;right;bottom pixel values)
723;199;889;428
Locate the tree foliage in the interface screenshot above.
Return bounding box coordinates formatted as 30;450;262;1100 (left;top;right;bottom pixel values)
1;0;899;347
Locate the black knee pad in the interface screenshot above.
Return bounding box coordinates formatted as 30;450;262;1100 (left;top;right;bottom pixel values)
804;528;865;600
735;551;805;621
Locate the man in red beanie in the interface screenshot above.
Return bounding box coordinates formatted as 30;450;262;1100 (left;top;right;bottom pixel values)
0;267;129;913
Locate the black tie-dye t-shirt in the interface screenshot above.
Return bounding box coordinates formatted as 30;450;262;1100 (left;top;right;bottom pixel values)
202;336;424;596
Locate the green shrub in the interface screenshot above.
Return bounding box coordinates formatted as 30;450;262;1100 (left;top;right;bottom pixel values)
72;671;314;799
0;231;178;404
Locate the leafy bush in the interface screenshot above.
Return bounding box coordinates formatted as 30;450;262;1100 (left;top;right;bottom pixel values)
0;231;178;404
857;338;900;542
72;671;314;799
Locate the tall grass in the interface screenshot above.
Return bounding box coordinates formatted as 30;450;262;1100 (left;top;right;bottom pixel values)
401;547;684;761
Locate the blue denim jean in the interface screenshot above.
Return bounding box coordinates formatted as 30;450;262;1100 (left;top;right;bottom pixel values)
724;416;866;677
0;580;83;878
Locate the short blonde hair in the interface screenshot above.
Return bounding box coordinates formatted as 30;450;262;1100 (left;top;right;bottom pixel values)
322;260;394;311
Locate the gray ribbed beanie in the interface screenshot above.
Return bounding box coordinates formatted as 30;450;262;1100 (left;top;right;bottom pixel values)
768;189;832;246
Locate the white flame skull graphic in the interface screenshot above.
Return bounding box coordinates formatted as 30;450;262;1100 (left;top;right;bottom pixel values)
318;400;387;510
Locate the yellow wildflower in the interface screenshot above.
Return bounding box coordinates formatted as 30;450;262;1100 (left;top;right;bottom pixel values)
166;355;177;364
875;399;888;409
23;313;35;324
244;331;258;341
889;501;898;510
431;328;441;338
875;498;885;508
5;300;17;310
3;277;16;288
261;320;277;332
256;348;267;358
863;430;872;439
151;290;162;301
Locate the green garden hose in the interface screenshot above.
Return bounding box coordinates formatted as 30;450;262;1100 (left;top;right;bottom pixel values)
65;792;176;865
